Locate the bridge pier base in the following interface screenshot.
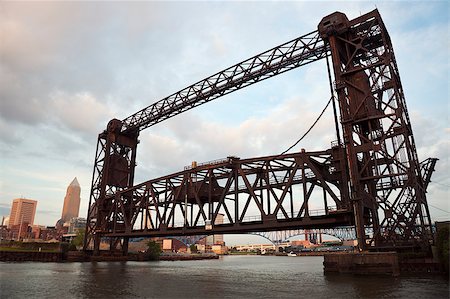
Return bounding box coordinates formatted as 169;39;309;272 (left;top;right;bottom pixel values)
122;238;129;256
323;252;400;276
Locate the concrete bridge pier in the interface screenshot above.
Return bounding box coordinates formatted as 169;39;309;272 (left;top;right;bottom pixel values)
323;252;400;276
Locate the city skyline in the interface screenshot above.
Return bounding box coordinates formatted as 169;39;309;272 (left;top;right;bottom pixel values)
0;2;448;242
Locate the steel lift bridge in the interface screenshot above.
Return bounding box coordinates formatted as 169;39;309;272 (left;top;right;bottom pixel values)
83;9;437;256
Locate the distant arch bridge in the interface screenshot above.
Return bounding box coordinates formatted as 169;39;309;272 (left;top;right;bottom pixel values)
168;226;356;246
251;227;356;245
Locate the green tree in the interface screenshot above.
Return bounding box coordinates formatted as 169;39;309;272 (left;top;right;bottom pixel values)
190;244;198;253
71;229;85;249
145;240;161;261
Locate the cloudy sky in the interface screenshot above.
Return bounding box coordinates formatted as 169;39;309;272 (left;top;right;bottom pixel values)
1;1;448;244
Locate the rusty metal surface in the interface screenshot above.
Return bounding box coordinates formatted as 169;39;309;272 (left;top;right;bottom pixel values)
87;149;353;246
84;9;436;255
318;9;434;250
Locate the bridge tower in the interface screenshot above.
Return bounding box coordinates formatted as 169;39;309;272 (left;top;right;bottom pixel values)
318;11;434;250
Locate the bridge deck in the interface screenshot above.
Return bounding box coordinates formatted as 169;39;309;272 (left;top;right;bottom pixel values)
102;211;354;238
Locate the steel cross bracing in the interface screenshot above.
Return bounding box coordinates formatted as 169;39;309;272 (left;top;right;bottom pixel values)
84;9;437;255
318;10;436;250
121;31;328;133
96;150;353;240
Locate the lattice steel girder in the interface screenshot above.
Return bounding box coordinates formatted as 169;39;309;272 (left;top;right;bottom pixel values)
92;148;354;239
318;10;434;250
121;31;328;133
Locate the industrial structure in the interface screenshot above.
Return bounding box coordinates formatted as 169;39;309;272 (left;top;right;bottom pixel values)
83;9;437;256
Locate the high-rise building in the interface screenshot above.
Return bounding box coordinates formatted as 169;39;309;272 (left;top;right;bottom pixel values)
61;177;81;223
8;198;37;229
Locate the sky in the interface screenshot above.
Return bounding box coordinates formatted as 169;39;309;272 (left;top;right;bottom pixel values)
0;1;448;246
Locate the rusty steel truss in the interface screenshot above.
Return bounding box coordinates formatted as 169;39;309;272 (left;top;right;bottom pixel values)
84;9;436;255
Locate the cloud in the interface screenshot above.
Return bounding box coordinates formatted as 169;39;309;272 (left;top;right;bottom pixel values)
49;91;113;135
0;118;23;147
412;111;449;182
137;93;337;181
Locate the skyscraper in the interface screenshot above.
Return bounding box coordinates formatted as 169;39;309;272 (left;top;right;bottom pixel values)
8;198;37;229
61;177;81;223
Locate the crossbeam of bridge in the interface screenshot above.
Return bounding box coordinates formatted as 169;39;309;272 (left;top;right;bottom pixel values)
94;149;354;242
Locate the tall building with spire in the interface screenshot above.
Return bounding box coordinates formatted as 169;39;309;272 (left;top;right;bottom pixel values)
61;177;81;223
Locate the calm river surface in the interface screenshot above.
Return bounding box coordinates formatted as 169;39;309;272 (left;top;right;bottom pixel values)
1;255;448;298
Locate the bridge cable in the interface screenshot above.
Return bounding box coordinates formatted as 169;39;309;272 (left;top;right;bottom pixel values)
280;96;332;155
325;53;341;144
433;181;450;188
428;203;450;214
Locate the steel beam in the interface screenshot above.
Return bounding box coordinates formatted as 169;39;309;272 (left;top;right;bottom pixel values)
89;149;353;242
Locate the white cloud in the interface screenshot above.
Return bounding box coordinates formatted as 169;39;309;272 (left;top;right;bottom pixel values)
49;91;114;135
137;94;338;182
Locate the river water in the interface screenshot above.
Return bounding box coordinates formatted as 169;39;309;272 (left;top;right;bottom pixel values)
0;255;448;298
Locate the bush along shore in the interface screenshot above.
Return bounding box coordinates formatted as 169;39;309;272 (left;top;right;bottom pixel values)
0;240;218;262
0;241;67;262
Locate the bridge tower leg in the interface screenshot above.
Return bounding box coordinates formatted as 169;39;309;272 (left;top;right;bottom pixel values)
83;119;139;256
122;237;129;256
318;11;433;251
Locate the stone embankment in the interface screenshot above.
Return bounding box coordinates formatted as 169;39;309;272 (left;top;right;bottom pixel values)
0;251;63;262
0;249;219;262
160;253;219;261
73;252;219;262
323;252;443;276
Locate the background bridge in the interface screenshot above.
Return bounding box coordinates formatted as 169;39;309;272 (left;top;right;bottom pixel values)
252;227;357;245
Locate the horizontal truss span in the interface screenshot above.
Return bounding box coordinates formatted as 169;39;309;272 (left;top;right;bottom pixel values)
104;214;354;238
92;149;354;239
121;30;328;133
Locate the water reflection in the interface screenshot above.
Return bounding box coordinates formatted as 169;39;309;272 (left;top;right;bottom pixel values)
1;256;448;299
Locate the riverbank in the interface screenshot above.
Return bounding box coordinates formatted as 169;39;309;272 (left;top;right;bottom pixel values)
0;250;219;262
88;252;219;262
229;251;352;257
0;250;63;262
